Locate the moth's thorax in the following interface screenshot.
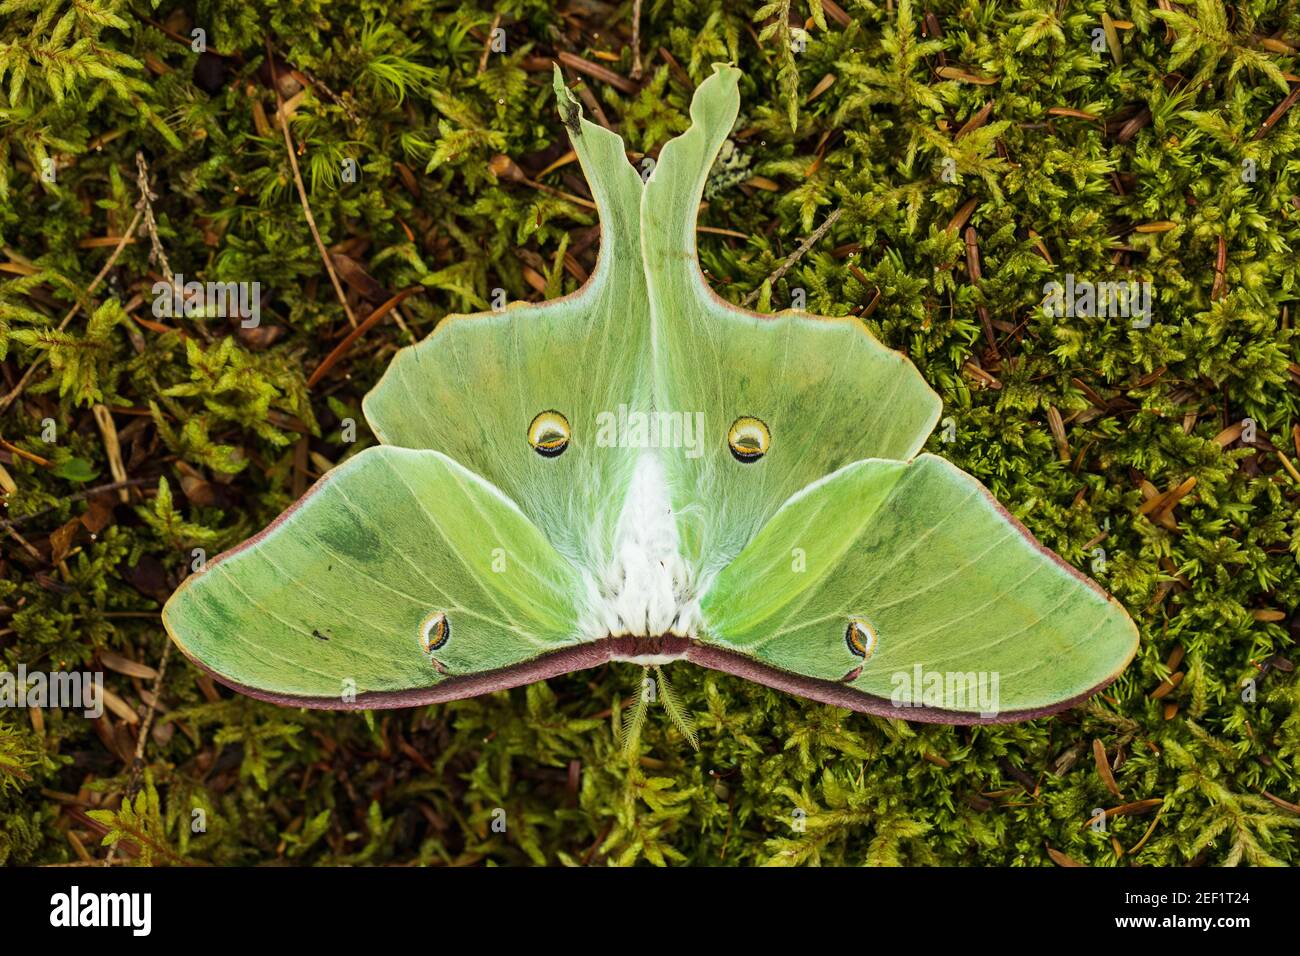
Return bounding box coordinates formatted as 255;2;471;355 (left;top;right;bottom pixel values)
582;451;700;643
606;634;691;664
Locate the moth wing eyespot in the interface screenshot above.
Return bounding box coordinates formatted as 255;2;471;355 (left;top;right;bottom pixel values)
844;618;876;660
421;612;451;654
528;410;571;458
727;416;771;463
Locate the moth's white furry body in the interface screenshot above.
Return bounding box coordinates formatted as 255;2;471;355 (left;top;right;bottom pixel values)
581;451;699;651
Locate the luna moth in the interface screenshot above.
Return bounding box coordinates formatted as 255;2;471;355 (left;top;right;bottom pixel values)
162;64;1138;735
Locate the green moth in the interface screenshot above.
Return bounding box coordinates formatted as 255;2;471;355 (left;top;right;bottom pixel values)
163;64;1138;728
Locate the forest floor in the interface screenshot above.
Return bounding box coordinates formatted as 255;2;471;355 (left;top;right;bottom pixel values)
1;0;1298;865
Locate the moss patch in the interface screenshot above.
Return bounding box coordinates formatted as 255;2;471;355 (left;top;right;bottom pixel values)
1;0;1299;866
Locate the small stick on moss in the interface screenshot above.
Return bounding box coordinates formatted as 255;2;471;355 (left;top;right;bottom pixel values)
630;0;644;79
490;154;598;209
478;13;501;74
1213;421;1245;446
658;47;692;89
581;821;614;865
1127;804;1166;855
1046;405;1070;460
860;287;882;318
273;44;360;125
134;152;172;280
292;436;309;498
1045;845;1083;867
1149;671;1184;699
105;642;172;865
5;478;154;527
266;40;358;329
740;208;842;308
1261;791;1300;814
556;52;638;95
1137;476;1196;521
1101;13;1122;66
698;226;749;239
1116;106;1151;144
1253;84;1300;141
136;153;214;344
389;304;416;343
571;80;614;131
847;260;879;313
537;150;578;179
962;360;1002;389
936;66;997;85
1211;234;1227;300
1276;448;1300;485
307;286;425;388
0;436;51;467
1092;739;1122;797
1047;106;1100;121
1080;798;1163;828
955;101;993;140
3;521;43;561
805;73;836;105
923;11;945;40
92;405;130;503
945;197;978;233
821;0;851;27
964;226;999;358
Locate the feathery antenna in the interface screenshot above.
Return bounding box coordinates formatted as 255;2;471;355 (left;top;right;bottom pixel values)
654;665;699;751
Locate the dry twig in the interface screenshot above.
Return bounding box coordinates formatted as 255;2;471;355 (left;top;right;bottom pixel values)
266;41;358;328
740;208;843;308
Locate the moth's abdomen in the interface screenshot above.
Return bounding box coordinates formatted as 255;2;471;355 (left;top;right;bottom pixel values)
581;451;701;642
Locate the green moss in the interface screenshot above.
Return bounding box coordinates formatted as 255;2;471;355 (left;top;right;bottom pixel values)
1;0;1298;866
